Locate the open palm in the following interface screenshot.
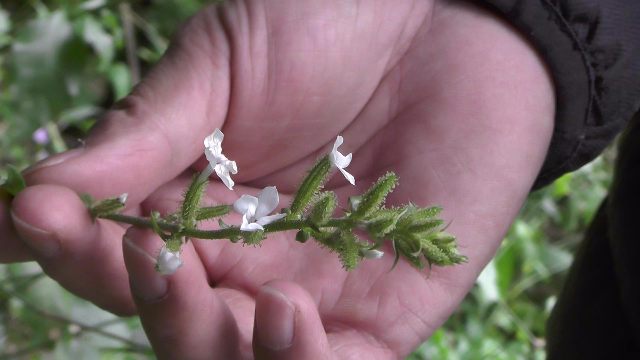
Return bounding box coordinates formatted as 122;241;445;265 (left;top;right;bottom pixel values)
5;0;555;358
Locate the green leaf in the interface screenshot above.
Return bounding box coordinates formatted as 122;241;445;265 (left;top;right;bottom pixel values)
60;105;102;123
476;259;500;303
495;239;518;298
180;174;207;228
107;62;132;100
82;15;114;70
420;240;447;267
350;172;397;220
80;0;107;11
407;219;444;234
0;7;11;35
88;193;127;221
150;211;169;241
242;230;264;245
218;219;230;229
289;155;331;218
388;239;401;272
0;165;27;196
367;216;398;239
196;205;231;222
308;191;337;225
552;173;573;198
78;193;96;208
337;231;362;271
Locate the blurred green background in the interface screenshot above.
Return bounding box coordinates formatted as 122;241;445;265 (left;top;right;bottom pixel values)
0;1;616;359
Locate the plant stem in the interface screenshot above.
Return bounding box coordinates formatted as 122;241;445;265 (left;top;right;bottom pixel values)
98;213;358;239
45;121;67;153
119;2;140;85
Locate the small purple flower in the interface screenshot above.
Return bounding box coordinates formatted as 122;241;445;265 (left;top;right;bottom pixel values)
32;127;49;145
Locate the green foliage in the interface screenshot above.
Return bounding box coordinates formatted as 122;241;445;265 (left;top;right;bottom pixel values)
196;205;232;222
0;164;26;196
241;230;264;246
409;145;615;359
350;172;397;220
85;193;127;221
0;1;210;358
150;211;169;241
180;175;207;228
289;155;331;218
308;191;337;226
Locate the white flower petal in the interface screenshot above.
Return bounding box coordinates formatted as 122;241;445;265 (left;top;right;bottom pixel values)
332;135;344;153
240;215;264;232
339;167;355;185
329;135;355;185
204;128;224;149
361;249;384;259
157;248;184;275
225;160;238;174
234;195;259;221
212;128;224;143
203;129;237;187
330;151;352;169
256;213;286;226
255;186;280;220
214;164;235;190
204;147;219;166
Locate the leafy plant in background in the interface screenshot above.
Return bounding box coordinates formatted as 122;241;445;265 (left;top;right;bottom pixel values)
1;1;207;358
0;0;616;358
408;147;615;359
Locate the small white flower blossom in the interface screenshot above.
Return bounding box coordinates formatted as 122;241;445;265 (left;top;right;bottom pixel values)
201;128;238;190
233;186;287;232
118;193;128;205
329;136;355;185
156;247;184;275
361;249;384;259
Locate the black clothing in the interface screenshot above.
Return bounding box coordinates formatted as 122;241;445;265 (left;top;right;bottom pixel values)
480;0;640;189
544;112;640;358
477;1;640;357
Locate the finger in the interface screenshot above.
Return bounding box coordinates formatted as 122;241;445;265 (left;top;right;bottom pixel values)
0;200;33;263
123;226;241;360
22;14;231;204
10;184;137;316
253;280;336;360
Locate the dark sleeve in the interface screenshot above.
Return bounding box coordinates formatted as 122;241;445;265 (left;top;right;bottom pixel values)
478;0;640;189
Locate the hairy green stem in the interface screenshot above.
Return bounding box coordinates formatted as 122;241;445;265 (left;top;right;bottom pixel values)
99;213;360;239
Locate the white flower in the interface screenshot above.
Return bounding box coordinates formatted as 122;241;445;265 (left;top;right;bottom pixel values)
361;249;384;259
156;247;184;275
329;136;355;185
201;128;238;190
233;186;287;232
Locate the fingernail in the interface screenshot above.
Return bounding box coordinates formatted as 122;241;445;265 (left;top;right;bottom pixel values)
10;210;61;257
256;286;295;350
22;148;84;177
123;236;169;302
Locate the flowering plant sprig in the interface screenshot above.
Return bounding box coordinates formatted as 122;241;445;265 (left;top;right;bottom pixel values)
2;130;467;275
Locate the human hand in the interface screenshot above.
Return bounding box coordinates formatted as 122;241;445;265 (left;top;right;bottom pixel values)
3;0;554;358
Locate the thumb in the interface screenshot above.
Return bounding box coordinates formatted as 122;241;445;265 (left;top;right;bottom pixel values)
253;280;336;360
22;13;231;203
